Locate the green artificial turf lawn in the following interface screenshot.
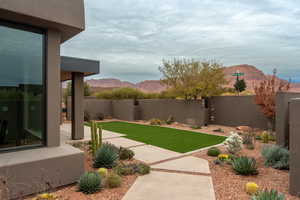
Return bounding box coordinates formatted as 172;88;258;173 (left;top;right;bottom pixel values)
97;121;226;153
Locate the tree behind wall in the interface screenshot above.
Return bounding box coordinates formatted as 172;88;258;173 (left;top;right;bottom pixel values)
254;69;290;130
159;58;227;100
234;79;247;94
66;81;92;97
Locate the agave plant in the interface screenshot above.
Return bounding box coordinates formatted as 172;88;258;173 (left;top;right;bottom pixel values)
251;189;285;200
232;156;258;175
93;143;119;168
261;145;289;170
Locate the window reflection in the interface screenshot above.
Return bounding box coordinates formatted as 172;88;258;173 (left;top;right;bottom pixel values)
0;22;45;150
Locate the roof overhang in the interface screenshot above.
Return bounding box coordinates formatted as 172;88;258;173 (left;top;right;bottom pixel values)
0;0;85;42
61;56;100;81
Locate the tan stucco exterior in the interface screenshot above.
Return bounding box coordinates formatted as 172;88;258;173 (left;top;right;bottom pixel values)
0;0;87;198
0;0;85;42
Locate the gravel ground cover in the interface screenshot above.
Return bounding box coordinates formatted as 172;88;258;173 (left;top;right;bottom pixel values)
194;142;299;200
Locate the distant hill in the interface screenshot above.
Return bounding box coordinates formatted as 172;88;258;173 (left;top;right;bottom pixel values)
84;65;299;93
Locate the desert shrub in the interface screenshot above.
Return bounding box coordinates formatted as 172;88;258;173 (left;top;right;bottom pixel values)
84;111;91;122
96;112;104;120
212;128;224;133
79;172;102;194
114;163;151;176
105;173;122;188
166;115;175;125
191;125;201;129
94;143;119;168
242;132;255;150
251;189;285;200
261;131;271;143
232;156;258;175
114;163;137;176
224;132;243;154
149;118;162;126
119;147;135;160
207;147;221;157
137;163;151;175
261;145;289;170
96;87;146;100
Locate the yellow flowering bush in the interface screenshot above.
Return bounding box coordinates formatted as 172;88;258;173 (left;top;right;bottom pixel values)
98;168;108;177
245;182;259;195
32;193;58;200
218;154;229;161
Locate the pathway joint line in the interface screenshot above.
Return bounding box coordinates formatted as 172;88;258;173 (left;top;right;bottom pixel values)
151;168;211;176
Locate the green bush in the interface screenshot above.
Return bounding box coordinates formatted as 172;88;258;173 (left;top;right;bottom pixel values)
251;189;285;200
95;87;178;100
191;125;201;129
137;163;151;175
84;111;91;122
207;147;221;157
105;173;122;188
114;163;151;176
261;133;269;143
78;172;102;194
232;156;258;175
119;147;135;160
261;145;289;170
96;87;145;100
149;118;162;126
94;143;119;168
114;163;137;176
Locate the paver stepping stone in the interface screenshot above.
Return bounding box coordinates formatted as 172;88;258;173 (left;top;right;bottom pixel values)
101;130;125;139
151;156;210;174
104;137;145;148
122;171;215;200
130;145;181;163
60;124;125;143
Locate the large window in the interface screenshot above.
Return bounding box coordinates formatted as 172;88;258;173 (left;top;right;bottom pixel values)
0;21;46;151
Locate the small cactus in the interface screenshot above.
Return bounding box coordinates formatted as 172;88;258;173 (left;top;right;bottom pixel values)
90;121;102;156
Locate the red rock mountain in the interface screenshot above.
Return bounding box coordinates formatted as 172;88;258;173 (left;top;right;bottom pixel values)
85;65;299;93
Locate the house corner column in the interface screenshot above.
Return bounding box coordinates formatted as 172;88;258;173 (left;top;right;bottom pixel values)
46;29;61;147
71;72;84;140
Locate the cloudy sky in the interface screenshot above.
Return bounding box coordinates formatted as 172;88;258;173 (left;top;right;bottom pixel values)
62;0;300;83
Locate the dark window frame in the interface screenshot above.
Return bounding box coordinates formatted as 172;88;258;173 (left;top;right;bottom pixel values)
0;20;47;152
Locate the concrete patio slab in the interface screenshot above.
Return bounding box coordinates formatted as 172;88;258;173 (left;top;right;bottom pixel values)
151;156;210;174
130;145;181;163
122;171;215;200
104;137;145;148
60;123;125;144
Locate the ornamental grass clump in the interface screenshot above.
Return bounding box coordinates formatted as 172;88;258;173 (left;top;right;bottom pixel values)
251;189;285;200
232;156;258;175
261;145;289;170
105;173;122;188
78;172;102;194
149;118;162;126
224;132;243;154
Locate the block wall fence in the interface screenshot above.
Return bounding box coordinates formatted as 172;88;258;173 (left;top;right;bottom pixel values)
67;95;293;129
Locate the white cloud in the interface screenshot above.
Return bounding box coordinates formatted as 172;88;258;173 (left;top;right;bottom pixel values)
61;0;300;82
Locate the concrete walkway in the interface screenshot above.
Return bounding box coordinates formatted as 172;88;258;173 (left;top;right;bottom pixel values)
60;124;216;200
